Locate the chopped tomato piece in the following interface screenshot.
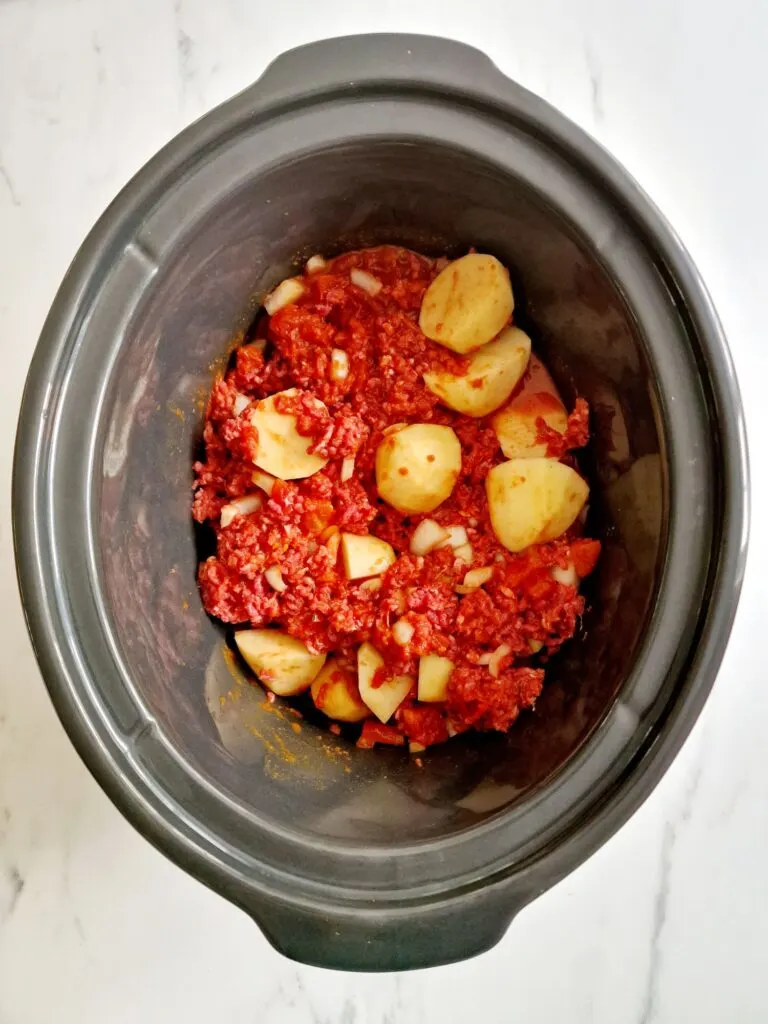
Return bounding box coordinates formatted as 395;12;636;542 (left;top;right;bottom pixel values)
357;721;406;749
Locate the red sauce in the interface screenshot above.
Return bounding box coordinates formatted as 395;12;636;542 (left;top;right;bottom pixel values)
194;246;599;749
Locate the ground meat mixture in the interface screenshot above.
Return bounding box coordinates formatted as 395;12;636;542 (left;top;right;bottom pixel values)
194;245;599;750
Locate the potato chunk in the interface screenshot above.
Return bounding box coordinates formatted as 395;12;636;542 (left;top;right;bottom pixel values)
235;629;325;696
358;642;413;723
341;533;396;580
249;388;329;480
486;458;589;552
424;327;531;418
492;352;568;458
375;424;461;514
419;254;514;354
493;391;569;459
417;655;455;703
311;659;370;723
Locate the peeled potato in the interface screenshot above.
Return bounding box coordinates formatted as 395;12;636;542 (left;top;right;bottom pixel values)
311;659;370;723
486;458;589;552
358;642;413;723
493;391;569;459
375;424;461;514
249;388;329;480
492;352;568;458
418;655;455;703
424;327;531;418
341;533;396;580
235;629;326;696
419;254;514;354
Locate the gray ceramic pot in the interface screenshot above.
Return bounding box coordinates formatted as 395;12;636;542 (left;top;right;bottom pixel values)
13;34;748;971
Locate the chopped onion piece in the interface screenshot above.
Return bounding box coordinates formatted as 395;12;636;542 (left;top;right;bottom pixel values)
340;456;355;483
437;525;469;550
306;254;327;274
264;565;287;593
461;566;494;590
528;639;544;654
251;468;276;496
551;564;578;587
477;653;493;666
488;643;512;678
410;518;450;556
264;278;305;315
319;525;340;542
360;578;383;592
393;618;415;646
220;493;263;528
446;721;458;737
331;348;349;381
233;392;252;416
409;741;427;754
350;268;383;296
453;542;474;564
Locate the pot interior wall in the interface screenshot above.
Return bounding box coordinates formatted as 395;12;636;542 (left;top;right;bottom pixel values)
98;141;663;843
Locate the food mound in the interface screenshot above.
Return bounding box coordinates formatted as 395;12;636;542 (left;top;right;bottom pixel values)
193;246;600;753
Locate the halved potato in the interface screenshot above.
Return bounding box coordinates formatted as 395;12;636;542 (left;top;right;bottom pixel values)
311;659;370;723
418;655;455;703
249;388;329;480
235;629;326;696
486;458;589;552
375;424;461;514
358;642;413;723
419;254;514;354
493;391;569;459
341;533;396;580
424;327;531;418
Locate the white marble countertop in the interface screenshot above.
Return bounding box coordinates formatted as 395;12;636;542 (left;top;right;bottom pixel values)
0;1;764;1021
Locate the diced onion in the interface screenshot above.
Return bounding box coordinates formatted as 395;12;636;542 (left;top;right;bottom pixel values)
319;525;340;542
264;278;305;315
306;255;326;274
393;618;415;646
331;348;349;381
264;565;287;592
551;564;578;587
446;721;458;737
409;741;427;754
350;268;383;296
453;542;474;564
410;518;450;556
360;578;383;592
528;639;544;653
340;456;355;482
232;392;252;416
457;566;494;592
488;643;511;678
251;468;276;496
477;653;493;666
437;525;469;550
220;493;263;528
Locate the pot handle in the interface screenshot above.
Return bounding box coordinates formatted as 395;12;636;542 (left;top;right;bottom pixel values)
239;889;524;972
245;33;523;110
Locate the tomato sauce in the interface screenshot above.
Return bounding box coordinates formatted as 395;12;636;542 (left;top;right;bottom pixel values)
194;246;599;748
